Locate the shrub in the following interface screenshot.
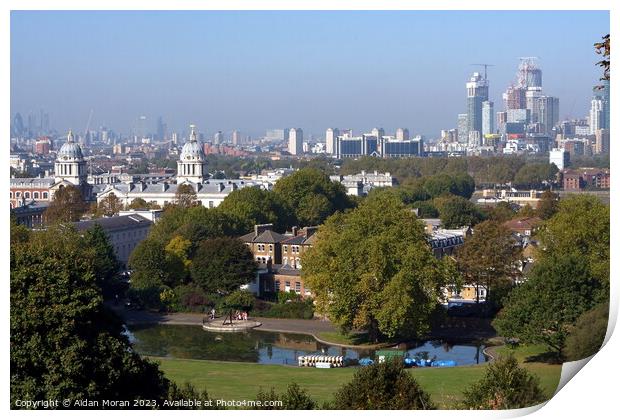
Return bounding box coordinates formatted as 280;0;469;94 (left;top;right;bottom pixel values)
254;383;316;410
332;358;434;409
253;301;314;319
461;354;547;409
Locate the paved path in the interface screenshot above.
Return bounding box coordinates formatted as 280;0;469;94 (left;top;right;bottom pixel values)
115;306;337;336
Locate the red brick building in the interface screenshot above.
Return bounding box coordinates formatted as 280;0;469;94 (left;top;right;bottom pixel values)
562;168;610;190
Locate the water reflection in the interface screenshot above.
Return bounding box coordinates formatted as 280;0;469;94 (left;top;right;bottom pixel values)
129;324;487;366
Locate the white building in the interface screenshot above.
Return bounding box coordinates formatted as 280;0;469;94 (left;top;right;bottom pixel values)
549;148;569;171
288;128;303;155
589;97;605;134
325;128;339;155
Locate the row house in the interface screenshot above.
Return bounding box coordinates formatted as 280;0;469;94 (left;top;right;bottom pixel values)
562;168;610;190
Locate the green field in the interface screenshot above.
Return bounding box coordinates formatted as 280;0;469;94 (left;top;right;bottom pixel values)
152;345;562;409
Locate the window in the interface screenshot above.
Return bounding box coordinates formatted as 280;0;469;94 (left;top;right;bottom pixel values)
275;280;280;291
295;282;301;292
16;192;21;198
9;192;12;198
283;257;288;266
43;192;48;199
285;281;291;288
296;258;302;269
33;192;39;199
209;201;214;208
283;245;288;253
269;244;273;252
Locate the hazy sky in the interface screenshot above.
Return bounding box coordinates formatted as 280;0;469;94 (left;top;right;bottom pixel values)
11;10;609;138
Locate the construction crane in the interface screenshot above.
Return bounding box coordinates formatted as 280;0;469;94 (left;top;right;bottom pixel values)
84;108;94;141
470;63;495;80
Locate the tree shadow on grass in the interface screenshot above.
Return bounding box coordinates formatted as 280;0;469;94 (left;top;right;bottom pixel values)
524;351;563;364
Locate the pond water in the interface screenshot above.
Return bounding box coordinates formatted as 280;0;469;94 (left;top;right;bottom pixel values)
128;324;487;367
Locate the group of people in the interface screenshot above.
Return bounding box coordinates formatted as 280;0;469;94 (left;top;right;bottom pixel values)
234;310;248;321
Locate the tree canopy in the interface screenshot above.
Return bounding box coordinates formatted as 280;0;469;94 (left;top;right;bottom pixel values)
303;190;453;342
218;187;291;233
11;226;172;405
273;167;353;227
434;194;485;228
44;185;88;224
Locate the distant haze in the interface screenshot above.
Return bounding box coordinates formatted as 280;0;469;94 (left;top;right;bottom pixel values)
11;10;609;138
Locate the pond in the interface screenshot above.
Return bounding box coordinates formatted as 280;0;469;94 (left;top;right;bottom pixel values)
127;324;488;367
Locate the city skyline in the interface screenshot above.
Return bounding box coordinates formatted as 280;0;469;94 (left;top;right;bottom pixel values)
11;10;609;137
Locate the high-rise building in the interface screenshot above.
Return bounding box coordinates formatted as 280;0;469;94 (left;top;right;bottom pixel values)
466;72;489;140
214;131;223;145
549;148;569;170
232;130;241;145
589;97;605;134
371;128;385;139
595;129;610;155
457;113;468;143
288;128;303;155
325;128;339;155
496;111;508;134
503;85;527;110
525;89;543;124
537;96;560;135
395;128;410;141
156;116;166;141
482;101;494;135
600;80;610;130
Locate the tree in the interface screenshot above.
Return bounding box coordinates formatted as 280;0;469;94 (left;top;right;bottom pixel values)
11;226;172;406
483;202;516;223
493;254;603;358
456;221;521;309
223;289;255;312
332;358;434;409
254;382;316;410
434;194;485;228
461;354;547;409
273;167;353;226
412;200;439;218
538;194;609;287
536;190;559;220
128;238;170;305
175;184;198;208
594;34;610;84
190;237;257;294
423;173;475;199
218;187;291;233
127;197;150;210
564;301;609;361
163;235;192;286
303;190;452;342
83;223;121;298
513;163;558;188
516;203;537;218
44;185;88;223
95;193;123;217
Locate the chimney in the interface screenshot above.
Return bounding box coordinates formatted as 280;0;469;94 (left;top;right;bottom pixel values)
291;226;299;236
254;223;273;237
304;226;318;238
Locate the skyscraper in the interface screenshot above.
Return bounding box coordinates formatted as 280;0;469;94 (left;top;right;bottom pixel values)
156;116;166;141
537;96;560;135
214;131;223;145
457;113;468;143
232;130;241;145
288;128;303;155
466;72;489;141
325;128;339;155
395;128;410;140
589;97;605;134
482;101;494;135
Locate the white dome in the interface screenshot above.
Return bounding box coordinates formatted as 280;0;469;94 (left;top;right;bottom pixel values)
180;129;206;161
57;131;84;160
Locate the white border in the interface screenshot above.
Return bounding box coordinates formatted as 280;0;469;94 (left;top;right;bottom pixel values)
3;1;617;420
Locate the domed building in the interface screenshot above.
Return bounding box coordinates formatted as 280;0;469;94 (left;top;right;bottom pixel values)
10;130;93;209
176;126;207;184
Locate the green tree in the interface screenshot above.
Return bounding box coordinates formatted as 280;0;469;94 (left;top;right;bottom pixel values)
175;184;198;208
273;167;353;226
10;217;30;245
538;194;609;286
95;193;123;217
434;194;485;228
218;187;291;233
516;203;537;218
412;200;439;218
513;163;558;188
594;34;610;84
128;238;170;308
484;202;517;223
223;289;255;312
11;226;172;406
332;358;434;409
564;301;609;361
493;254;603;357
44;185;88;223
536;190;559;220
456;221;521;309
83;223;121;298
190;237;257;294
461;354;547;409
253;382;317;410
303;190;452;342
127;197;149;210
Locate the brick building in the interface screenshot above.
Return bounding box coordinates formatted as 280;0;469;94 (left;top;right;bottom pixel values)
562;168;610;190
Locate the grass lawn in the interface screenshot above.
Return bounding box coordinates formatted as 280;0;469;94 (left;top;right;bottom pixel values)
314;331;375;346
152;345;562;409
